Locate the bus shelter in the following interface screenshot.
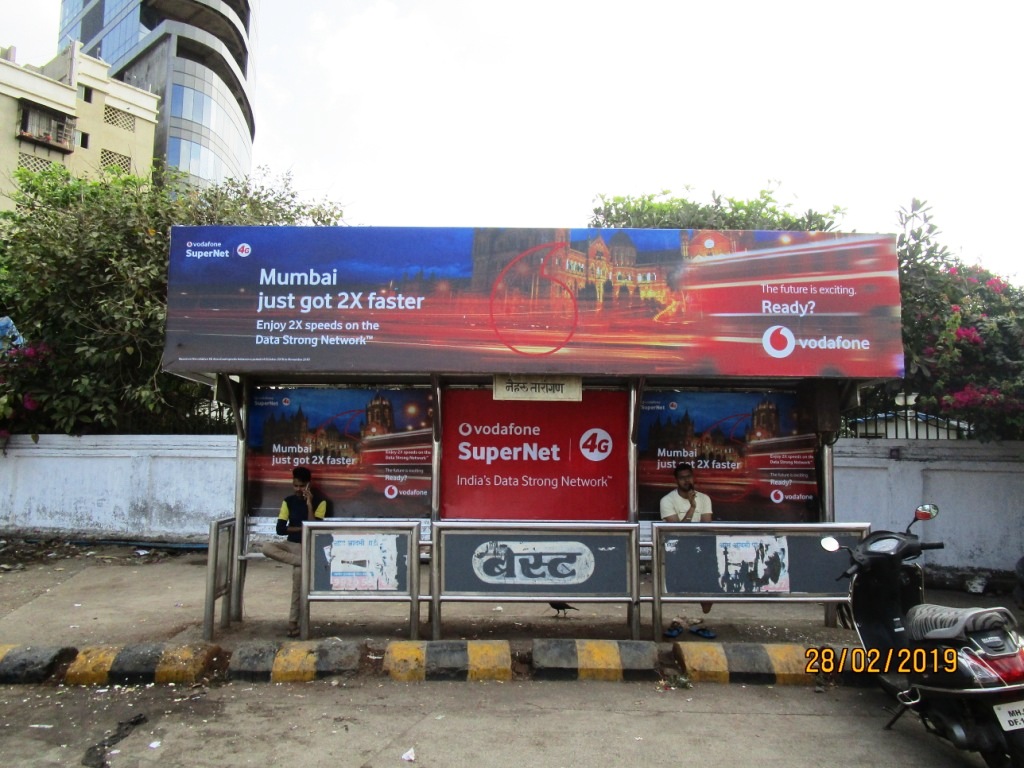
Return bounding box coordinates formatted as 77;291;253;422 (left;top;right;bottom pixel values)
162;226;902;633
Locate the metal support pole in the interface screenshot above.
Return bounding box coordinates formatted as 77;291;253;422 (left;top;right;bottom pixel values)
821;438;838;628
651;526;663;641
300;523;311;640
409;523;421;640
430;535;442;640
229;377;249;622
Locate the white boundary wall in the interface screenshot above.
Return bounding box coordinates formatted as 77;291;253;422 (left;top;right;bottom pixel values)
0;436;1021;575
0;435;236;543
833;439;1024;577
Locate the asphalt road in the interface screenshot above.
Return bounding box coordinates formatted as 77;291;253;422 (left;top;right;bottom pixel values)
0;677;986;767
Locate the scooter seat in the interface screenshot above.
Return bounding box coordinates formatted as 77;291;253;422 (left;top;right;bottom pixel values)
906;604;1017;642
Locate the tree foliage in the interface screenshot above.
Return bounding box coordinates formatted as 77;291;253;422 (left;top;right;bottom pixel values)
897;200;1024;441
0;166;344;440
590;187;844;232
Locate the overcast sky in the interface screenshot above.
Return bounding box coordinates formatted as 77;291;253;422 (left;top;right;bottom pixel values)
4;0;1022;282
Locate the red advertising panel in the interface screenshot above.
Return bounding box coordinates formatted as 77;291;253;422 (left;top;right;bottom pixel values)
163;226;902;379
440;389;629;520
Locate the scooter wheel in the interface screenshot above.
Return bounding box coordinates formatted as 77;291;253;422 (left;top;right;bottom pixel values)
1008;730;1024;768
980;750;1009;768
983;730;1024;768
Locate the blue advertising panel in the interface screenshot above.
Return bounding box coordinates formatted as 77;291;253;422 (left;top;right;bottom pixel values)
638;390;819;522
246;386;433;522
163;226;902;379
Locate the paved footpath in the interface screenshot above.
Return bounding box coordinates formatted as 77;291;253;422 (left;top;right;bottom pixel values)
0;677;989;767
0;545;1019;686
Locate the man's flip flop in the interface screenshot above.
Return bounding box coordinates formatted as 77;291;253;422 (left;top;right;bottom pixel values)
689;626;716;639
663;624;684;639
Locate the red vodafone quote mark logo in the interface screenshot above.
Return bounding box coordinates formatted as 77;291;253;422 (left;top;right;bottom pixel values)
762;325;796;358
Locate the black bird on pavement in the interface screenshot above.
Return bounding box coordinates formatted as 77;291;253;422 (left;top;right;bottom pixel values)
549;601;579;617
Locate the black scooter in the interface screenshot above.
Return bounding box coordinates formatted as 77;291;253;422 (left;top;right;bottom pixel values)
822;504;1024;767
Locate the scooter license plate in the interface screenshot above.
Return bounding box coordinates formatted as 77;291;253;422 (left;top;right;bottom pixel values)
993;701;1024;732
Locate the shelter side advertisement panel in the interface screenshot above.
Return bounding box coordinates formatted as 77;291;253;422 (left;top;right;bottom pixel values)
440;389;629;520
246;386;433;520
637;391;819;522
163;226;902;378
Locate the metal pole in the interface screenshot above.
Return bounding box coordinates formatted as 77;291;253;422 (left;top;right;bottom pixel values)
409;523;421;640
299;522;311;641
203;519;219;642
822;438;838;627
651;525;663;641
430;531;442;640
630;526;640;640
229;377;249;622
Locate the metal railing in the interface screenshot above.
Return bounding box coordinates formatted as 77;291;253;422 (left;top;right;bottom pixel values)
203;516;235;641
841;387;974;440
649;522;869;642
430;522;641;640
299;521;423;640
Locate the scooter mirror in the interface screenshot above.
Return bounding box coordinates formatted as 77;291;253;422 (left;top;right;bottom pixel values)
820;536;841;552
915;503;939;520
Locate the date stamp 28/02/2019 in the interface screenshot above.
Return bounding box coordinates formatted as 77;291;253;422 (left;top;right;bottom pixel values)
805;646;958;675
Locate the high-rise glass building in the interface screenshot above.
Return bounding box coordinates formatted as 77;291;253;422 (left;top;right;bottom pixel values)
58;0;254;184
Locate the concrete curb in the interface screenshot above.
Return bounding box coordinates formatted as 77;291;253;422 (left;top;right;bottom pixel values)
0;639;824;686
229;638;362;683
384;640;512;682
0;644;79;684
673;642;815;685
532;639;660;681
62;643;226;686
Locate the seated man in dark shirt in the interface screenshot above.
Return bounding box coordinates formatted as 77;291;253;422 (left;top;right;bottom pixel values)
261;465;327;636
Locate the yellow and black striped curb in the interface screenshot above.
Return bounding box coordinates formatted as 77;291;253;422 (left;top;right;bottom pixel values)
0;640;826;686
384;640;512;682
532;639;660;681
229;638;362;683
0;644;79;685
673;642;815;685
44;643;227;686
64;643;228;686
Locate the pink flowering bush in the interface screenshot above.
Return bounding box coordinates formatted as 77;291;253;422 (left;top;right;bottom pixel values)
954;326;984;345
0;341;52;449
898;200;1024;441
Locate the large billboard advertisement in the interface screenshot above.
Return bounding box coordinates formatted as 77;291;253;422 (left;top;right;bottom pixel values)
246;386;434;525
638;390;819;523
163;226;902;379
439;389;630;521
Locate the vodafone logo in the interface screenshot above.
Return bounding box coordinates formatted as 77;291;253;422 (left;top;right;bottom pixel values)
762;325;873;358
384;485;398;499
770;489;785;503
762;325;796;358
